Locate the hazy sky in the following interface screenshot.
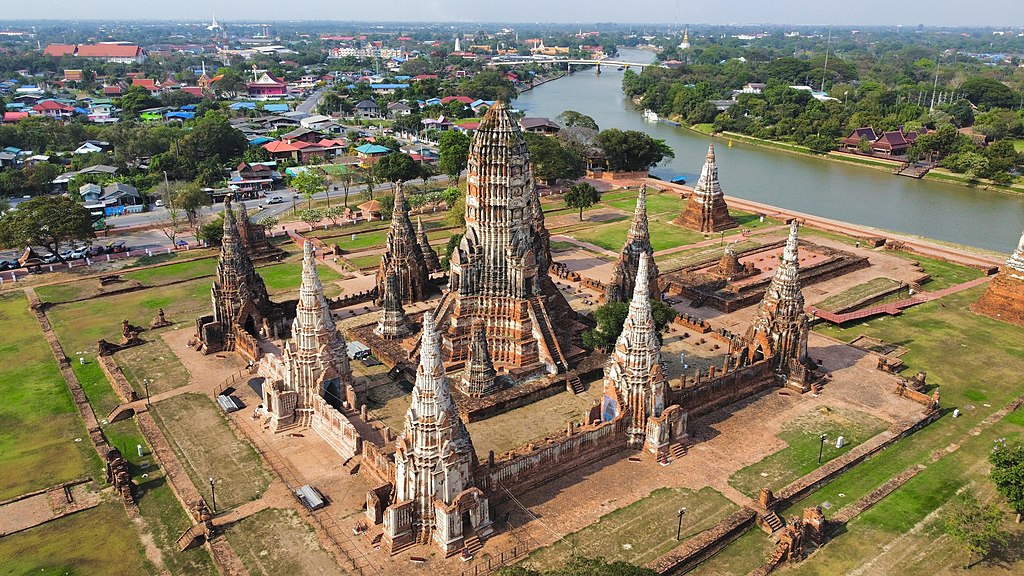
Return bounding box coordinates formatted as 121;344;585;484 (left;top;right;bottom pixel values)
2;1;1021;27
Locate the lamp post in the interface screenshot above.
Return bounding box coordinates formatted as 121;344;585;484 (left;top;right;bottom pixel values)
209;477;216;513
676;507;687;541
143;378;150;405
818;434;827;465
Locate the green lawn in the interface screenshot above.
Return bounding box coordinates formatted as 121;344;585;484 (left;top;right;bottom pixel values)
259;259;343;294
116;333;193;397
1010;139;1024;153
122;257;219;286
0;293;98;500
0;502;150;576
150;393;269;511
346;253;384;270
904;254;985;291
34;281;97;304
571;217;707;252
728;406;889;498
687;523;771;576
522;487;738;572
606;191;683;217
136;476;218;576
815;277;904;313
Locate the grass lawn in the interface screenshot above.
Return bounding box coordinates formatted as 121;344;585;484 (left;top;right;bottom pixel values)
814;277;903;313
698;286;1024;574
658;240;764;273
0;502;150;576
691;123;715;134
46;278;211;357
728;406;889;498
34;281;97;304
0;292;98;500
224;508;345;576
572;217;707;252
521;487;738;572
116;333;193;397
136;476;218;576
259;260;343;294
346;253;383;270
687;524;771;576
902;254;985;291
150;393;269;511
606;191;683;217
122;257;219;286
320;229;388;253
1010;138;1024;153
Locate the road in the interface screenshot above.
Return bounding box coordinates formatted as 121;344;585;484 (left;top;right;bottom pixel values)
296;87;325;115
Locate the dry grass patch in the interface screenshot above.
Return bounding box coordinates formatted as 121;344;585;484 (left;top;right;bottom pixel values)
224;507;346;576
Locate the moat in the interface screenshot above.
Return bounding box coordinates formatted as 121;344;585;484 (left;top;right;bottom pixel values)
514;47;1024;253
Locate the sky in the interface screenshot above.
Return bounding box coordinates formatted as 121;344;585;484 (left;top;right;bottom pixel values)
1;0;1021;27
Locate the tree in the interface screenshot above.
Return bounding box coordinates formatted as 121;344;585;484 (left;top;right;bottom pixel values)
299;208;324;230
338;169;358;207
438;131;471;185
990;440;1024;523
564;182;602;220
324;206;346;226
197;215;224;246
258;215;279;231
960;77;1015;110
457;70;517;102
376;152;421;186
556;110;599;130
360;163;379;200
582;299;676;350
525;133;586;184
156;179;184;246
944;493;1007;569
445;188;467;227
0;196;95;261
118;85;160;117
440;233;463;270
176;183;212;232
597;129;674;172
292;169;326;210
184;111;247;165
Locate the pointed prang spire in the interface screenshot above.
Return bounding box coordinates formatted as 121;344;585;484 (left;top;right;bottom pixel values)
375;270;411;339
1007;226;1024;274
697;144;723;202
627;185;651;243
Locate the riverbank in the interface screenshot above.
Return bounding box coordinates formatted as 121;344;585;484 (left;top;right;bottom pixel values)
677;121;1024;195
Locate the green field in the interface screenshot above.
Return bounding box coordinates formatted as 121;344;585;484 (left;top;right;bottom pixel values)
522;487;738;572
728;406;889;498
224;508;345;576
259;259;344;294
0;293;97;500
122;257;219;285
0;502;150;576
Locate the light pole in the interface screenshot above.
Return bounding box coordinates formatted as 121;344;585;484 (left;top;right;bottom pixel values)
209;477;216;513
818;434;827;464
143;378;150;405
676;507;687;541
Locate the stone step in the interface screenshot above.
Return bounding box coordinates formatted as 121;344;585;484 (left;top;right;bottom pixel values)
464;535;483;555
567;375;585;395
762;511;784;533
669;442;687;459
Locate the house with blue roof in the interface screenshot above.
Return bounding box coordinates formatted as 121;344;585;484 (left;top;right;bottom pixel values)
354;143;391;159
370;83;409;95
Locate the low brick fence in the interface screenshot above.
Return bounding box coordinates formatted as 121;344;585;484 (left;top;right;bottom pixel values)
647;508;759;574
96;354;139;404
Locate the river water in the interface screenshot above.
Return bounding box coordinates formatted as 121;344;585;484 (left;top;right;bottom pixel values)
513;47;1024;253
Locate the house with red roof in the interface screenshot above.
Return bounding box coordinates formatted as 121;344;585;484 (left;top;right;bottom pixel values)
440;95;474;105
32;100;76;120
840;127;878;150
2;111;29;123
44;43;146;64
871;131;910;156
229;162;280;194
131;78;160;93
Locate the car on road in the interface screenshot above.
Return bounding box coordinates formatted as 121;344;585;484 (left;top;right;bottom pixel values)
41;253;60;264
0;260;18;271
87;245;105;257
267;196;284;204
71;246;91;259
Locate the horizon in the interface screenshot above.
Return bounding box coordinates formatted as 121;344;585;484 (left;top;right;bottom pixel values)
0;1;1021;28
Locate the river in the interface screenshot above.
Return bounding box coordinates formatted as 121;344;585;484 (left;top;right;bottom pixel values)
513;47;1024;253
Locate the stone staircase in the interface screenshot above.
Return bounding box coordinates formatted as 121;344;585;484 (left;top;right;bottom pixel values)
566;373;585;395
761;511;784;534
176;523;207;551
669;442;687;460
464;535;483;556
529;298;569;373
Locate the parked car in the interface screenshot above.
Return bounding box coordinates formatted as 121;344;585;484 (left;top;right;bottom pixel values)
87;245;105;257
41;253;60;264
0;260;14;271
71;246;91;259
154;199;164;207
267;196;284;205
59;249;75;260
106;241;127;253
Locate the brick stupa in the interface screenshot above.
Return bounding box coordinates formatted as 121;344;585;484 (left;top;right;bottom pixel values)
674;144;738;233
972;227;1024;326
431;101;579;378
376;183;431;304
606;185;660;302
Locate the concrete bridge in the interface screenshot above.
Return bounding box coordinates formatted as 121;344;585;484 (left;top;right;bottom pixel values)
488;57;659;72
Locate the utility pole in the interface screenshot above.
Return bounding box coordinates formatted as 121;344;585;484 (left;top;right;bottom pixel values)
929;57;940;111
676;507;687;540
820;29;832;93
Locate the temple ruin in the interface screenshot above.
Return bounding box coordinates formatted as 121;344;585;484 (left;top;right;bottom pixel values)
600;254;686;453
417;216;442;272
432;101;580;377
260;241;357;431
742;220;815;390
972;226;1024;326
380;312;492;555
194;198;289;359
236;204;285;262
376;183;431;304
674;144;738;233
375;269;413;339
606;185;661;302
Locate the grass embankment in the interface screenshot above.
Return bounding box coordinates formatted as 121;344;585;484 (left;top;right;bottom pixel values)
696;286;1024;574
814;277;904;313
0;292;98;500
522;487;739;572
